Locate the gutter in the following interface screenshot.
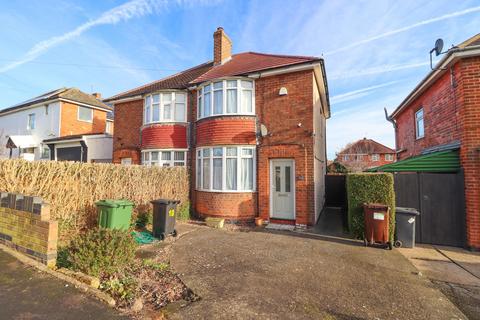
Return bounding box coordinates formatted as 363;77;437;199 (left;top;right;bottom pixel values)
391;45;480;118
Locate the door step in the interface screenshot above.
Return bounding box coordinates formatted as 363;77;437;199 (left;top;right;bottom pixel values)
265;223;295;231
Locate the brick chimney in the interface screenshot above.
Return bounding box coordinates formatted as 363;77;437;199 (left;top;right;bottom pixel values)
213;27;232;65
92;93;102;99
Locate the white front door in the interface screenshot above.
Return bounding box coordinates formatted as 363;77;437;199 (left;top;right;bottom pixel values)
270;159;295;220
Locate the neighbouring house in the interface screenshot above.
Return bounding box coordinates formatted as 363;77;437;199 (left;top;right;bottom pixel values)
334;138;395;172
373;33;480;249
0;88;113;162
105;27;330;226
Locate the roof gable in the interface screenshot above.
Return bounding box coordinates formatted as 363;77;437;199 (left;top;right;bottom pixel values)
338;138;395;155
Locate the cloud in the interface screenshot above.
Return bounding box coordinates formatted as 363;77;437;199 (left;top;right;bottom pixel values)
329;61;430;80
325;5;480;55
0;0;217;73
330;80;401;105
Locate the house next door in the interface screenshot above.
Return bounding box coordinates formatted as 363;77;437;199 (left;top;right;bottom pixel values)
270;159;295;220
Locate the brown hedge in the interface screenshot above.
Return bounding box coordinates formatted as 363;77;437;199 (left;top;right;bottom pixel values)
0;159;189;241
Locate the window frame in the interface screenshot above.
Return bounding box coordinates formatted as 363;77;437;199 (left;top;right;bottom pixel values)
77;106;93;123
196;145;256;192
415;108;424;139
27;113;36;130
141;149;188;167
371;154;380;161
143;91;187;125
385;154;394;161
197;78;255;120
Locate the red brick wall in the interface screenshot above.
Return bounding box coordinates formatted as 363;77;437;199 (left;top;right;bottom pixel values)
112;99;143;164
458;56;480;249
141;124;188;149
196;116;256;147
60;102;107;136
256;70;316;225
195;191;256;221
395;63;462;160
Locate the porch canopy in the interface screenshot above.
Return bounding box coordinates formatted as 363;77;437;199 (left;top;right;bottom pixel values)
6;135;35;149
368;149;461;173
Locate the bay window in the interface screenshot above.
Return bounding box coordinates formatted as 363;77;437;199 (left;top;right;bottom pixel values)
142;150;187;167
197;79;254;119
196;146;255;192
144;92;187;124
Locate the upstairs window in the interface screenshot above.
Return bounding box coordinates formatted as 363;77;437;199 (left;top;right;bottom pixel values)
144;92;187;124
415;108;424;139
78;106;93;122
385;154;394;161
27;113;35;130
197;79;254;119
371;154;379;161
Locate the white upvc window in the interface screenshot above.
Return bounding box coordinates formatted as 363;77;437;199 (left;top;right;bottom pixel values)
343;155;349;161
197;79;254;120
144;92;187;125
78;106;93;122
196;146;255;192
415;108;424;139
27;113;36;130
141;149;187;167
371;154;380;161
385;154;394;161
106;121;113;134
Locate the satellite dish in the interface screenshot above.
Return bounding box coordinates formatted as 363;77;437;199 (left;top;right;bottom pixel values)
260;124;268;137
434;38;444;56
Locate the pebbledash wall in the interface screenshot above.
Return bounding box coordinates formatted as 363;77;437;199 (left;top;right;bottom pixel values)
394;56;480;249
0;193;58;267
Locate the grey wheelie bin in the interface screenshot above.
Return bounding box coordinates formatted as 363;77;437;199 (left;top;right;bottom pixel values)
394;207;420;248
151;199;180;240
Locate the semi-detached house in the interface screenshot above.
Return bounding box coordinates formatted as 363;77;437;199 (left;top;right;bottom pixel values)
105;28;330;226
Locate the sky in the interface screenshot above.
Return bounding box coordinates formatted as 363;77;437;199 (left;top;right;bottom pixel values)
0;0;478;159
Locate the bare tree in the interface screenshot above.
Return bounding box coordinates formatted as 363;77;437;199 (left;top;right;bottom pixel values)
335;138;378;172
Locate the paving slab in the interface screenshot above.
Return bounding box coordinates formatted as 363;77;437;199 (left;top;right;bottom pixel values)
168;226;466;320
0;251;127;320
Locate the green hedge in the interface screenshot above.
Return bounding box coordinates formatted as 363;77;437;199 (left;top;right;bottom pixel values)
346;173;395;241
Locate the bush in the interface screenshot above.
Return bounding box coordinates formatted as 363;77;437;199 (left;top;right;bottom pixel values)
176;201;191;221
68;228;137;278
346;173;395;241
135;211;152;229
101;276;138;303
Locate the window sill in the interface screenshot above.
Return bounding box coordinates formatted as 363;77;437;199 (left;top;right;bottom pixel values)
77;119;93;123
195;189;257;193
143;121;188;127
196;114;256;122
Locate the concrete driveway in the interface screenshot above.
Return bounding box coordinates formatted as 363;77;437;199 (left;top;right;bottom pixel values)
0;250;126;320
168;225;466;320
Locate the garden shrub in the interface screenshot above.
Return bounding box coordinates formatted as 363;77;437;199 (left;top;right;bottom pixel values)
101;276;138;303
346;173;395;241
68;228;137;278
176;201;191;221
135;211;152;229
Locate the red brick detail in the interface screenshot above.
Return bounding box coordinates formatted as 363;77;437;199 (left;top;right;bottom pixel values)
141;124;188;149
113;148;141;165
112;99;143;163
213;27;232;65
196;117;256;147
194;190;256;221
60;101;107;136
255;70;317;226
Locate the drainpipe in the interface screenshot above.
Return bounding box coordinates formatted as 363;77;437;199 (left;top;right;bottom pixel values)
384;107;397;155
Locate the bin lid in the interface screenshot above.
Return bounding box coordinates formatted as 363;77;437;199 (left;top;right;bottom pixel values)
363;203;389;210
150;199;180;205
396;207;420;216
96;199;134;208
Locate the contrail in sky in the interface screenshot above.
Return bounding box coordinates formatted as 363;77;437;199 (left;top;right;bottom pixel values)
325;5;480;56
0;0;215;73
329;61;430;80
330;80;401;104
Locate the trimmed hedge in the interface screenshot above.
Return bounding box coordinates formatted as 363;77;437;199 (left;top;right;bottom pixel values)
346;173;395;241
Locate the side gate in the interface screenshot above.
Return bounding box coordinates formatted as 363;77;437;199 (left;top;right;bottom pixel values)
325;174;346;208
394;172;466;247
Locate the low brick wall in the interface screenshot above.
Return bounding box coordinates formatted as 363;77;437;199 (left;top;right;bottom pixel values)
0;193;58;267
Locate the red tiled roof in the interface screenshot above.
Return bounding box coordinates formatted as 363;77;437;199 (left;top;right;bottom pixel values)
338;138;395;155
105;52;321;102
104;62;214;102
191;52;320;84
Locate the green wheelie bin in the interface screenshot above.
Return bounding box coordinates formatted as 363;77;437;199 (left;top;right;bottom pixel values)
96;199;134;230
